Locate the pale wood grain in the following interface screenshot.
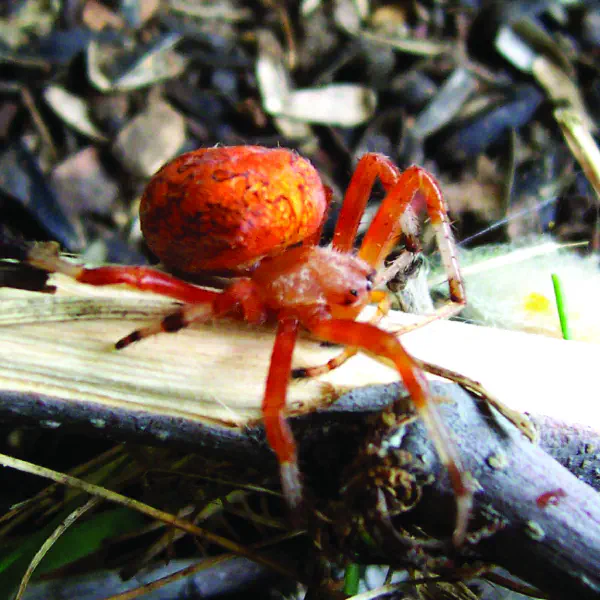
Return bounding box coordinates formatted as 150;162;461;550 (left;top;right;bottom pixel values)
0;272;597;432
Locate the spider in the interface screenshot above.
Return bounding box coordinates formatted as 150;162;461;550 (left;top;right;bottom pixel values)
27;146;471;543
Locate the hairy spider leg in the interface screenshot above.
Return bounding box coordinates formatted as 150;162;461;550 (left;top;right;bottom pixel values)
27;243;221;305
295;157;466;379
341;161;473;542
304;316;473;546
359;162;466;329
262;318;303;508
292;289;390;378
27;243;268;348
343;157;465;311
114;278;268;348
332;153;401;253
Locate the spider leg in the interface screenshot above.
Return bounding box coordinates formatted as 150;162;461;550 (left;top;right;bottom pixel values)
332;154;401;253
262;317;303;509
334;155;465;315
357;164;465;318
27;242;268;348
292;290;390;379
27;242;220;304
304;316;474;545
299;157;466;380
377;173;465;330
415;359;537;442
29;241;305;509
115;278;267;349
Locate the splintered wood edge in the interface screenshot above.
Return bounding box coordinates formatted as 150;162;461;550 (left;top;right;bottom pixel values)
0;272;598;438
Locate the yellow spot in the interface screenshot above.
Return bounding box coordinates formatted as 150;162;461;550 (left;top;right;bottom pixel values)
523;292;551;314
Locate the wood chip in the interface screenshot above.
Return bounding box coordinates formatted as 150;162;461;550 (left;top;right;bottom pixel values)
112;101;186;178
43;86;108;142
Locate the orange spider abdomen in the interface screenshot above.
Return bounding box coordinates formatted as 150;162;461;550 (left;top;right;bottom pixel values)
140;146;328;273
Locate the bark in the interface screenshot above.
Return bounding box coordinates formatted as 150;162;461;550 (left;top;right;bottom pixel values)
0;381;598;599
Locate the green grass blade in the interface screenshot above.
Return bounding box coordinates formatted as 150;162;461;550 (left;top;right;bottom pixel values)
343;563;361;596
551;273;571;340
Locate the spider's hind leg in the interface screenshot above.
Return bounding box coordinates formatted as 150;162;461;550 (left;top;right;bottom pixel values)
114;303;213;349
26;242;268;349
115;278;268;349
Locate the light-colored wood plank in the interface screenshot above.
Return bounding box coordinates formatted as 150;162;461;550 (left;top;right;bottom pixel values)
0;273;597;431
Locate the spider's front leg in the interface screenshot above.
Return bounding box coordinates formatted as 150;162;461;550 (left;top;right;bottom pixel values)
295;156;466;380
304;316;474;546
345;157;466;319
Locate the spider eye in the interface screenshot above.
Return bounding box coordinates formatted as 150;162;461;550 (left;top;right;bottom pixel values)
349;289;358;297
365;279;373;291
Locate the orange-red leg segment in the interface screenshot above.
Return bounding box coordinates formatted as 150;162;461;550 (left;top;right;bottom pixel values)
304;316;473;545
358;166;464;307
360;165;465;319
27;243;271;348
263;318;302;508
332;157;466;316
27;243;220;305
114;278;268;349
292;290;390;379
333;154;401;252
